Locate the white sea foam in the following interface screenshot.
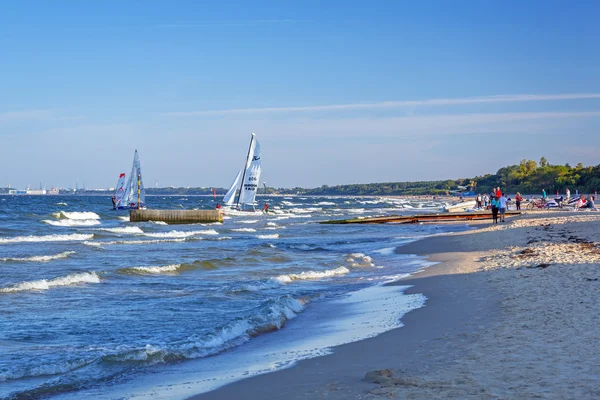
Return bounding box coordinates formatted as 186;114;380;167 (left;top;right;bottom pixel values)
98;226;144;234
0;358;94;382
0;272;100;293
118;216;129;221
149;221;168;225
316;201;336;206
52;211;101;220
0;251;75;263
231;228;257;232
0;233;94;244
145;229;219;238
345;253;375;267
240;220;259;224
124;264;182;274
84;238;186;247
274;266;350;284
43;219;101;227
55;202;68;206
257;234;279;239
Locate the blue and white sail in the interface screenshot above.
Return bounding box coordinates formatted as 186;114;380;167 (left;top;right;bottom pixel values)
116;150;146;210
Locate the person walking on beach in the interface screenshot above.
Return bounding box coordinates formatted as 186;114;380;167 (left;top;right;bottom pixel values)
499;193;508;222
483;193;489;208
515;192;523;210
542;189;547;202
476;193;482;208
491;196;500;224
566;187;571;200
496;187;501;199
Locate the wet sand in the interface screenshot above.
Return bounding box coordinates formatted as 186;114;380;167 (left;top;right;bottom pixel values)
191;210;600;399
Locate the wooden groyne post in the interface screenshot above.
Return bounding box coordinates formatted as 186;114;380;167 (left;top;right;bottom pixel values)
130;209;223;224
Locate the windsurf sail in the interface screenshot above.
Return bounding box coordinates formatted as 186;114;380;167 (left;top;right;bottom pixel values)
113;173;127;209
115;150;146;210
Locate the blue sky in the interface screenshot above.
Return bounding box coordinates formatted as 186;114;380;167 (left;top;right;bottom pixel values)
1;0;600;189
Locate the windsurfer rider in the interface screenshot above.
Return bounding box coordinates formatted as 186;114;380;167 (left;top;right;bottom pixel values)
111;196;116;209
262;203;269;213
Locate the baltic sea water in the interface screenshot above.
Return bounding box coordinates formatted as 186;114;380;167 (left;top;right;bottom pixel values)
0;195;470;399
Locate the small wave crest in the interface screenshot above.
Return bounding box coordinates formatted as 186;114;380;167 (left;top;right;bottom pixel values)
1;251;75;263
0;233;94;244
98;226;144;234
345;253;375;267
52;211;100;220
83;238;186;247
144;229;219;238
231;228;257;232
257;234;279;239
43;219;101;227
0;272;100;293
273;266;350;284
118;264;182;275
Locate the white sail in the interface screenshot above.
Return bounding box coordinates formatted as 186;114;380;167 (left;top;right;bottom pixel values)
238;139;261;206
223;169;243;206
114;173;127;209
120;150;145;209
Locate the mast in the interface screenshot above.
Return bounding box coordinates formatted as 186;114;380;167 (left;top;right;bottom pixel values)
235;133;255;209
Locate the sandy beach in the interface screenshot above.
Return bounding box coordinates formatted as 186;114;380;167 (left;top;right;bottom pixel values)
193;210;600;400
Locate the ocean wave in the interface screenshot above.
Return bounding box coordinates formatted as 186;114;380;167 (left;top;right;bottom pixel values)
98;226;144;234
118;264;182;275
273;266;350;284
231;228;257;232
315;201;336;206
0;272;100;293
118;216;129;221
0;357;94;382
52;211;101;220
83;238;186;247
100;296;306;364
0;233;94;244
345;253;375;267
1;251;75;263
149;220;168;225
43;219;101;227
55;202;68;206
257;234;279;239
239;220;259;224
144;229;219;238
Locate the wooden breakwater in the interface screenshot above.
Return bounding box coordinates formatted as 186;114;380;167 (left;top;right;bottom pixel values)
130;209;223;224
320;210;522;224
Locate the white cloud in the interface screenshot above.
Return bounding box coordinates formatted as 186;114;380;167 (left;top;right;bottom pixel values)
162;93;600;116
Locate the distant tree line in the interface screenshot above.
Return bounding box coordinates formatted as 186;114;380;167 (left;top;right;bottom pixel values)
2;158;599;196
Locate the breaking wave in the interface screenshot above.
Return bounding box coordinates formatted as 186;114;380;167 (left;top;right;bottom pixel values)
118;264;182;275
84;238;186;247
257;234;279;239
98;226;144;234
0;272;101;293
1;251;75;263
0;233;94;244
231;228;257;232
144;229;219;238
43;219;101;227
345;253;375;267
273;266;350;284
52;211;101;220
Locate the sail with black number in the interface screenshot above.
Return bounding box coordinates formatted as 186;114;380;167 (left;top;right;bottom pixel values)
222;133;262;210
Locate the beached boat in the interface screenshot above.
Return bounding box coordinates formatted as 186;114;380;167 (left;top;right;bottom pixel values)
442;200;477;213
222;133;262;213
112;150;146;210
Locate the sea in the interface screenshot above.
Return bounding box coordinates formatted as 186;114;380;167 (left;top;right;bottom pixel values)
0;195;471;399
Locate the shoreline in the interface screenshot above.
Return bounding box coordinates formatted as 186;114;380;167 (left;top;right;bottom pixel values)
191;211;600;399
